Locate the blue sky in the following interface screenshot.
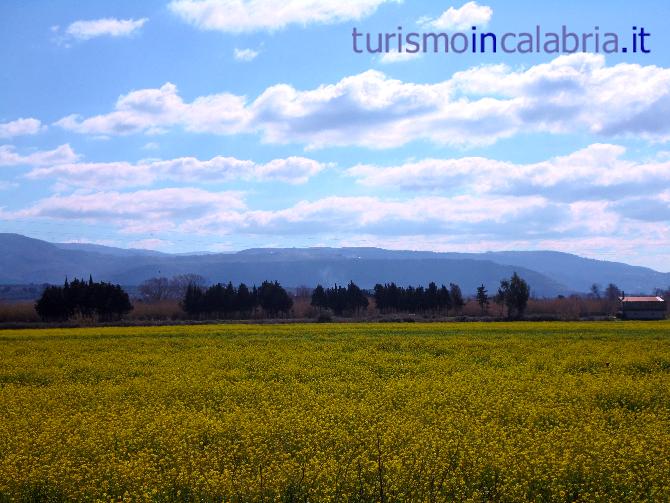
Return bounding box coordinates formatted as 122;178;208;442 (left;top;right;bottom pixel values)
1;0;670;271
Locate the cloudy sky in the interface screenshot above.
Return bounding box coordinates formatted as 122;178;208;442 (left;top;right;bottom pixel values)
1;0;670;270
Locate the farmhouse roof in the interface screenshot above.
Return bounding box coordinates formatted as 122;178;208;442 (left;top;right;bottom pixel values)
620;296;665;302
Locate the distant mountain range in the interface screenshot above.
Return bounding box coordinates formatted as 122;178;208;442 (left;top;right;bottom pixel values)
1;233;669;297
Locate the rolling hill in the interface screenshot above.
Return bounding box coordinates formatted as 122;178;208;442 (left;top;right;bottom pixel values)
1;233;669;297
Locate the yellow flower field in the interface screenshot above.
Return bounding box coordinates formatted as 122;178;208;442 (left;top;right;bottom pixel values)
1;322;669;502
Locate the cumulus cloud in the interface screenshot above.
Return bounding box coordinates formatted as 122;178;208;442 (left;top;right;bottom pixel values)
126;195;670;273
0;118;44;138
65;18;148;40
26;153;327;189
55;54;670;148
180;194;550;237
6;188;245;234
55;82;250;136
4;184;669;269
8;188;659;248
3;190;548;238
419;1;493;30
234;48;259;62
169;0;397;33
22;143;668;238
348;144;670;201
0;144;79;167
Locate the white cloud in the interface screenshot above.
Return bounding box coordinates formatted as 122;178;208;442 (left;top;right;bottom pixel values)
26;153;327;188
7;188;245;234
7;191;544;237
0;144;79;167
172;196;670;274
379;49;423;64
0;118;44;139
420;1;493;30
216;195;548;234
169;0;397;33
54;54;670;148
65;18;148;40
249;54;670;147
348;144;670;201
234;48;259;62
55;82;250;136
5;185;670;269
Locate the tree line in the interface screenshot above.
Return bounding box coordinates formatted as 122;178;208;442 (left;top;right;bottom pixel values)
34;272;533;322
310;273;530;319
181;281;293;318
372;282;464;314
35;277;133;322
308;273;531;319
310;282;369;315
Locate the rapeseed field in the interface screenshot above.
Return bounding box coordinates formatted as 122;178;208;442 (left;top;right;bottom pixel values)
1;322;669;502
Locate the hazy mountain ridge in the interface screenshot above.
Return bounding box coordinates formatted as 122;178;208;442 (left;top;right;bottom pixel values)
1;233;668;297
54;242;169;258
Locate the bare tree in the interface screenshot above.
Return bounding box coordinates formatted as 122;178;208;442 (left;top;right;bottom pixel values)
590;283;601;299
168;274;207;299
139;274;207;302
605;283;621;301
138;277;170;302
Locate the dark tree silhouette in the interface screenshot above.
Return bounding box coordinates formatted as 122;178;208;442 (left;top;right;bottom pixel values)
450;283;465;314
346;281;369;314
35;277;132;322
439;284;452;315
498;272;530;319
237;283;257;316
182;281;287;319
311;285;327;310
476;284;489;315
312;282;369;315
35;285;70;321
372;282;456;314
258;281;293;317
182;283;205;317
